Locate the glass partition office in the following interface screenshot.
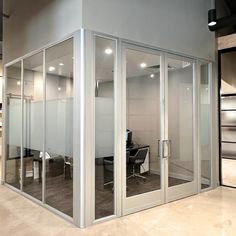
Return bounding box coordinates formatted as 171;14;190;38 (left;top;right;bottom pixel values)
4;31;214;227
4;38;74;218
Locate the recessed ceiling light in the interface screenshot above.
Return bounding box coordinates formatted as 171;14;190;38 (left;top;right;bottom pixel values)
49;66;55;72
140;63;147;68
150;74;155;78
17;81;21;86
58;87;61;91
59;63;64;66
105;48;113;55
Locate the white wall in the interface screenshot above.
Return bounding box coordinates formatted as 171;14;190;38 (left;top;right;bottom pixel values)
82;0;215;61
3;0;82;63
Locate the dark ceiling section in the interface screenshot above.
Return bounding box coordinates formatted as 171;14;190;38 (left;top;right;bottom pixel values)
216;0;236;36
225;0;236;14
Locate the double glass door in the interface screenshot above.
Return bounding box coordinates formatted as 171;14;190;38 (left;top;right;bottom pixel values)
123;45;197;214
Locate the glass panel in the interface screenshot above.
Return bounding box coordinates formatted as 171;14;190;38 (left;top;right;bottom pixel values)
221;96;236;110
222;158;236;187
125;48;161;198
221;51;236;187
200;63;211;189
22;52;43;200
222;127;236;142
45;39;73;217
95;37;115;219
221;111;236;126
167;57;193;187
222;143;236;159
5;62;22;189
221;51;236;95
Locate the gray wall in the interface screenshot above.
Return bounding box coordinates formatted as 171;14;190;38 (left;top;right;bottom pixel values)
83;0;215;60
4;0;82;63
4;0;215;63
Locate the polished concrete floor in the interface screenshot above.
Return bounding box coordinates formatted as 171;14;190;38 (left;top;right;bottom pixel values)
0;185;236;236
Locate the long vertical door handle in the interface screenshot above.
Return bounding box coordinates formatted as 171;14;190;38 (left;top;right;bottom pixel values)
162;140;169;158
162;140;171;158
157;140;161;158
168;140;171;158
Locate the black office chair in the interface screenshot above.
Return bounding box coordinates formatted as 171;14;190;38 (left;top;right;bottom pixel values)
127;147;149;181
104;151;131;186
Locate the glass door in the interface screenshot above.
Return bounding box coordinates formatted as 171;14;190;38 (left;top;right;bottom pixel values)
122;45;198;215
122;45;164;215
165;55;197;202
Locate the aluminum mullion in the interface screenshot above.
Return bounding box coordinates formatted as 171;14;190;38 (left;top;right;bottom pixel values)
115;38;122;217
2;68;7;183
20;60;24;191
121;43;127;216
209;62;214;188
193;61;199;193
42;49;46;203
72;31;81;227
112;37;119;217
196;61;201;193
79;29;86;228
160;52;167;202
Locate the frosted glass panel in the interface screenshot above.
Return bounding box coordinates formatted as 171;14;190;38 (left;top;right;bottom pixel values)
221;111;236;126
22;52;43;200
221;97;236;110
45;39;73;217
222;143;236;159
5;62;22;189
222;127;236;142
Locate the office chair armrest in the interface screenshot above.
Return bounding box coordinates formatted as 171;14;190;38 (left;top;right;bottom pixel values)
128;156;136;163
104;159;113;165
